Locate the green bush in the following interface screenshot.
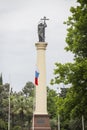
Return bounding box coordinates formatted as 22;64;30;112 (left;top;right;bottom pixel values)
12;126;21;130
0;119;7;130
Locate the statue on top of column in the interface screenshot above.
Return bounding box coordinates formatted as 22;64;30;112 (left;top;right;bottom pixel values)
38;16;49;42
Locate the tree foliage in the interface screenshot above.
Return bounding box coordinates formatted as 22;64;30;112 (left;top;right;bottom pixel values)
47;87;58;119
0;81;35;130
0;83;9;130
51;0;87;129
0;80;61;130
0;73;3;85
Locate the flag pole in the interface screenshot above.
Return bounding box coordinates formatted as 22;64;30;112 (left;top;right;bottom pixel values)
32;102;35;130
8;84;10;130
32;86;36;130
32;111;34;130
58;114;60;130
82;115;84;130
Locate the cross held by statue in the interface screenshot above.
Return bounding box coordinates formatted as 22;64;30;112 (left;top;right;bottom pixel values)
41;16;49;24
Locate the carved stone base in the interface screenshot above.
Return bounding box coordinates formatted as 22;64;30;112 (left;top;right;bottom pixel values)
31;114;51;130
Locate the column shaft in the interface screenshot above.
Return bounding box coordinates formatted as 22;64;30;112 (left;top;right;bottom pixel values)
34;42;48;114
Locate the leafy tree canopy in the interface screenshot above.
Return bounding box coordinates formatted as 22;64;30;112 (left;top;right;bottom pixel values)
51;0;87;129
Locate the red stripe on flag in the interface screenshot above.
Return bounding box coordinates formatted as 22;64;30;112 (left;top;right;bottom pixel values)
35;78;38;85
35;69;39;86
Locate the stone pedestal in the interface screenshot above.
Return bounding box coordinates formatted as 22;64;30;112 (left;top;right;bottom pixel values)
31;42;51;130
33;114;51;130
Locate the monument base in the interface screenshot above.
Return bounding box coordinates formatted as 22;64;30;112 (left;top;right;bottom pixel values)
32;114;51;130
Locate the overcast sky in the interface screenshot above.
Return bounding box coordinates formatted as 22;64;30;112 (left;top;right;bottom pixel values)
0;0;77;91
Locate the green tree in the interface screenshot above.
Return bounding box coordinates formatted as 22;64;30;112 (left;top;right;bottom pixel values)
47;87;58;119
0;83;9;130
51;0;87;129
10;82;34;130
0;119;7;130
22;81;35;97
47;86;69;130
22;81;35;129
60;87;68;98
0;73;3;85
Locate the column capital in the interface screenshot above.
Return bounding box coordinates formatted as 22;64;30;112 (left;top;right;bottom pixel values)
35;42;48;50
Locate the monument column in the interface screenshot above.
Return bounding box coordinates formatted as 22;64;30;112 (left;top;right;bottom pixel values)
32;17;51;130
33;42;51;130
34;42;48;114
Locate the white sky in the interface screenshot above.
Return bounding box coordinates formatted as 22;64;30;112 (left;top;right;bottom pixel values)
0;0;77;92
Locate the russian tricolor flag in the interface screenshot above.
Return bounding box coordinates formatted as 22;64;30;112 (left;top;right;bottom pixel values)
35;69;39;86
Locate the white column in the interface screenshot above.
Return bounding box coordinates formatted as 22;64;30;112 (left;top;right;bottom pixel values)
34;42;48;114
